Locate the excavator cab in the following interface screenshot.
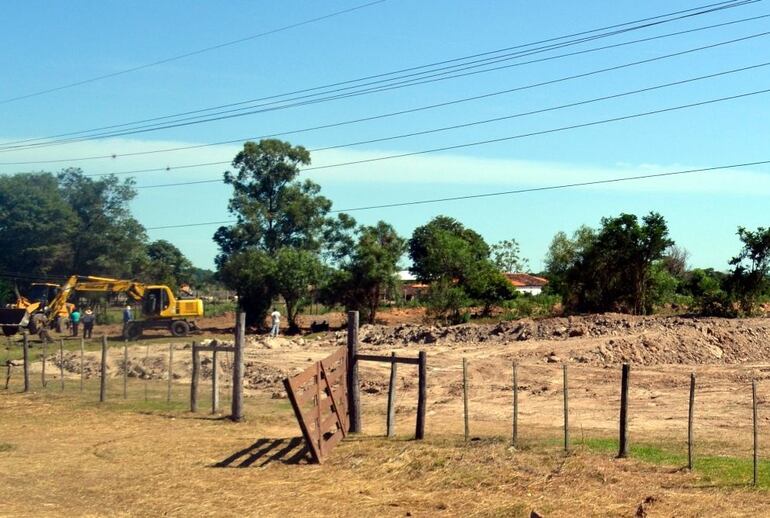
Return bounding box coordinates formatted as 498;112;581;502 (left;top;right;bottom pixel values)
142;287;170;317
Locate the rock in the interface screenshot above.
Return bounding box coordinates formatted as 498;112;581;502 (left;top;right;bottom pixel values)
546;354;560;363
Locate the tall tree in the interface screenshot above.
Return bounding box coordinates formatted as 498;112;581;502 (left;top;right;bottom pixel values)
491;239;529;273
273;248;323;331
727;226;770;314
321;221;406;324
565;213;672;314
58;168;146;277
0;173;76;276
213;139;341;326
409;216;513;321
543;225;595;296
144;240;194;290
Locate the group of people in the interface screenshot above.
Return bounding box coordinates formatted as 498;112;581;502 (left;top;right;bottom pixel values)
68;307;96;338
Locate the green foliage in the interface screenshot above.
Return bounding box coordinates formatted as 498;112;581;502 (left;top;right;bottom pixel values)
726;226;770;315
143;240;193;291
564;212;673;315
320;221;406;324
425;279;471;324
490;238;529;273
0;279;13;306
679;268;732;316
647;262;679;309
218;250;276;327
0;172;77;275
213;139;343;326
58;168;146;277
409;216;514;322
501;293;560;319
273;248;324;330
543;226;595;297
408;216;489;282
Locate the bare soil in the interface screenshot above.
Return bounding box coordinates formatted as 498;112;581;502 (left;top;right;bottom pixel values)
3;312;770;516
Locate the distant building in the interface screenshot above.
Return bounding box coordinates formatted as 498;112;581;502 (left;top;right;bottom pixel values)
398;270;429;301
504;273;549;295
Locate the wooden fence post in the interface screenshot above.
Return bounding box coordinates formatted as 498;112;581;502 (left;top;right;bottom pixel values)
41;336;47;388
753;379;759;486
190;342;200;412
512;361;519;447
563;363;569;453
59;339;64;392
618;363;630;458
386;352;397;438
22;334;29;392
212;348;219;414
144;344;149;402
80;338;84;393
416;351;427;440
99;335;107;403
688;372;696;470
4;360;12;390
167;343;174;404
231;311;245;421
123;340;128;399
463;358;470;442
347;311;361;433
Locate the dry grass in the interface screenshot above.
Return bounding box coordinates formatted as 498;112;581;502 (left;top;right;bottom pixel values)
2;389;770;517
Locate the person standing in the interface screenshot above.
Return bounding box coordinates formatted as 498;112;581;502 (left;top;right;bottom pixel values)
82;308;95;339
122;304;133;336
270;307;281;337
70;308;81;337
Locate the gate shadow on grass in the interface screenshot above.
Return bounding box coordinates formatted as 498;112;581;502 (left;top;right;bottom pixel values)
213;437;311;468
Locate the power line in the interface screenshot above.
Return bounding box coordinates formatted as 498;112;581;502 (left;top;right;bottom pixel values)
143;159;770;230
121;85;770;189
1;2;760;152
0;0;390;105
4;29;767;167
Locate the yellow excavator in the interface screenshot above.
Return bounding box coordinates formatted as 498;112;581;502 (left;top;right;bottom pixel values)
0;282;75;335
0;275;204;339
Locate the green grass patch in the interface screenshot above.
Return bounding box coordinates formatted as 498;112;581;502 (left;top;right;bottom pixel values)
578;437;770;488
0;443;14;452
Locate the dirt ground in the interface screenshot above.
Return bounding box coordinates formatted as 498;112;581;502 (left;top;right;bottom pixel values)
3;312;770;516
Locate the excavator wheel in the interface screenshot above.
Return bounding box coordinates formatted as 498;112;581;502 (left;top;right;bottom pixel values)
170;320;190;337
124;322;142;341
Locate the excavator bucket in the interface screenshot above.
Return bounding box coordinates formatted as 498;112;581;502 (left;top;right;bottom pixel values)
0;308;28;336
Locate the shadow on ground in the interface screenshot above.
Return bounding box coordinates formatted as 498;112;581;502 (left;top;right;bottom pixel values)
214;437;311;468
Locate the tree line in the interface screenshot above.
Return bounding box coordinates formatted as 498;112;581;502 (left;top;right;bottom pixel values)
0;168;210;303
214;139;770;328
2;139;768;326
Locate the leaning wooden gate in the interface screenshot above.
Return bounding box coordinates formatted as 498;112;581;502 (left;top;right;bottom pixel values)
283;346;349;464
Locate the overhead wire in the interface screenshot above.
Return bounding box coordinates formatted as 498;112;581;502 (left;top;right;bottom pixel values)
3;27;768;167
38;82;768;186
142;159;770;230
0;0;390;105
0;1;761;152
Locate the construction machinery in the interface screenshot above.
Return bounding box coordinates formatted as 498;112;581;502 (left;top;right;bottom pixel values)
0;275;204;339
0;282;74;336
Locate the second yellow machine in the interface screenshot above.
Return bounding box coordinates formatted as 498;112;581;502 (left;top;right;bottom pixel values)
1;275;204;340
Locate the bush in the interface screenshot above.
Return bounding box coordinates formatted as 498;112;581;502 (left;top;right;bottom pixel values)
501;293;560;319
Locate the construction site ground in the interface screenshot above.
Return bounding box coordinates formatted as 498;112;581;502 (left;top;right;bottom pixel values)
3;311;770;516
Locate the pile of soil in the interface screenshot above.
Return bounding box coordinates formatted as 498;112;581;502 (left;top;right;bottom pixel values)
356;314;770;366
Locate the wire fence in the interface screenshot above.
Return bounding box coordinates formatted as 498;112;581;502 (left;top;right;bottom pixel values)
2;334;235;414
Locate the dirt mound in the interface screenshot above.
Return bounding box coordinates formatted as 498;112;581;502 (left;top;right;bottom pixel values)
357;314;770;366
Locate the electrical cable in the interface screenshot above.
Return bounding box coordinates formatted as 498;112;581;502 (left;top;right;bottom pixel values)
1;2;760;152
71;84;768;187
0;0;390;105
142;159;770;230
3;28;767;167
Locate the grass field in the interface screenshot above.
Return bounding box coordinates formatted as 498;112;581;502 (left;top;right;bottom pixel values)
3;384;770;517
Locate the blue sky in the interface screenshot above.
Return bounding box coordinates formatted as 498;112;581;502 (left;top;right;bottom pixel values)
2;0;769;272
